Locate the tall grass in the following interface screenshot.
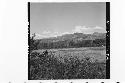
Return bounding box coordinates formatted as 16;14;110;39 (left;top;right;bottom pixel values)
29;51;106;80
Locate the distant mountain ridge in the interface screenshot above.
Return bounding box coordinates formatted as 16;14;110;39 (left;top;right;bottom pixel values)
37;32;106;42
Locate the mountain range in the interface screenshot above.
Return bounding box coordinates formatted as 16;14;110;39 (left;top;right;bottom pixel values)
36;32;106;43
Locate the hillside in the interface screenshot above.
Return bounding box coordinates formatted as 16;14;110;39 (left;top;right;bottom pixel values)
34;32;106;49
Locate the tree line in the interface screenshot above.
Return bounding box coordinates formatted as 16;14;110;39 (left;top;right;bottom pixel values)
36;38;106;49
30;33;106;50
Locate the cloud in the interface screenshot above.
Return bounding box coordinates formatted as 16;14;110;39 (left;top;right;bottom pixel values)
35;33;42;37
34;31;62;39
73;26;106;34
42;31;51;34
34;33;48;39
34;26;106;39
73;26;87;33
62;32;71;35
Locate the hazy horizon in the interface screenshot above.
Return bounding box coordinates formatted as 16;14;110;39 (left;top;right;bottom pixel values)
30;2;106;39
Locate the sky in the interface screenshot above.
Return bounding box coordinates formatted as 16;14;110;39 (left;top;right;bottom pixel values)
30;2;106;39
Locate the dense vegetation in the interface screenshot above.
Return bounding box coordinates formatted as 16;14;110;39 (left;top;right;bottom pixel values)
29;52;106;79
37;38;106;49
34;33;106;49
29;33;106;79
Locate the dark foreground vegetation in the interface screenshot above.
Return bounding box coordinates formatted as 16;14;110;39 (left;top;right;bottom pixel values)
29;33;106;79
29;52;106;79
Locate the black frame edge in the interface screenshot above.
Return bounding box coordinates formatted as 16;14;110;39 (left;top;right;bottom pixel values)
28;2;30;80
106;2;110;79
28;2;110;80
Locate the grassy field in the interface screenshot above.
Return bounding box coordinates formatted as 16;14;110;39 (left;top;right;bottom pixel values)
30;47;106;79
33;47;106;63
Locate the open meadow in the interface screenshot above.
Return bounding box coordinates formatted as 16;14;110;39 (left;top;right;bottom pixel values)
33;47;106;63
29;47;106;79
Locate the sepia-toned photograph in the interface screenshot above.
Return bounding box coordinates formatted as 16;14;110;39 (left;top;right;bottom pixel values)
28;2;110;80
